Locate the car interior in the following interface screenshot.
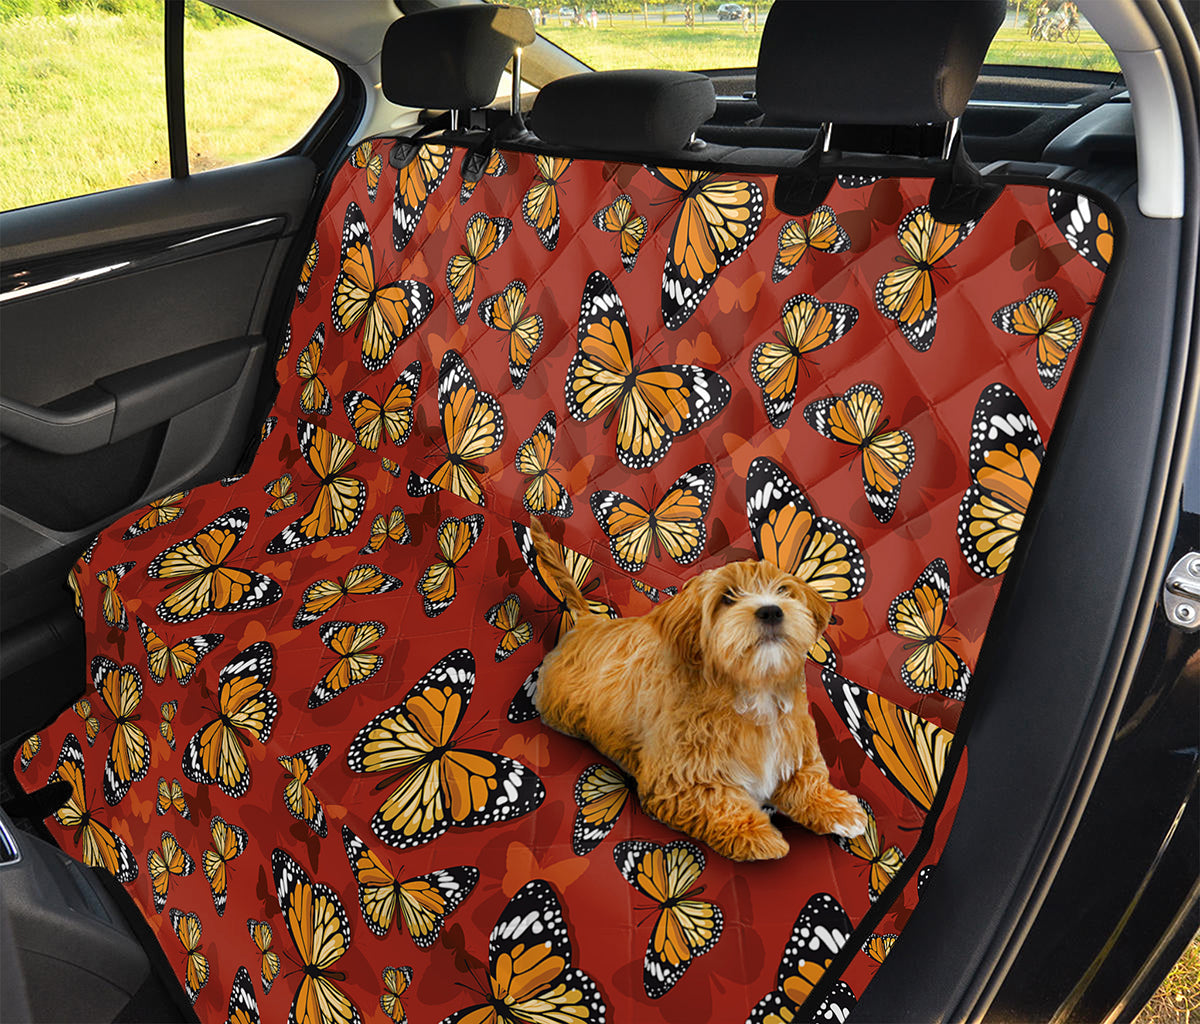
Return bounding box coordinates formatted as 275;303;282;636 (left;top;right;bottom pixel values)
0;1;1196;1022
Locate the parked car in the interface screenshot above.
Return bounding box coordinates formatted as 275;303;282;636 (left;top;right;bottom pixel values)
717;3;746;20
0;1;1195;1022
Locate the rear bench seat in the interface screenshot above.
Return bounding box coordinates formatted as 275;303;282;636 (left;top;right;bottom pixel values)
15;3;1117;1021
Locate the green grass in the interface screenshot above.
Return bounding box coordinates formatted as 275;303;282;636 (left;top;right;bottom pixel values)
0;9;337;210
1134;934;1200;1024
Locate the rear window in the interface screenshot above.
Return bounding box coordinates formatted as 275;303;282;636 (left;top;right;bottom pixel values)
524;1;1120;75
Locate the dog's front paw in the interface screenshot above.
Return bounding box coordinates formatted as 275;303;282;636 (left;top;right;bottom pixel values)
820;790;869;839
715;820;790;862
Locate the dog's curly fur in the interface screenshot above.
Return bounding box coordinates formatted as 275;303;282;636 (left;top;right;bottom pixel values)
528;519;868;861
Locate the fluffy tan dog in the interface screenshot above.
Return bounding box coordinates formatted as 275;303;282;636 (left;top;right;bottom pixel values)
528;519;868;861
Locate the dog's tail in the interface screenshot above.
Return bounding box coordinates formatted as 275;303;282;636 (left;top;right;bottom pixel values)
527;518;594;626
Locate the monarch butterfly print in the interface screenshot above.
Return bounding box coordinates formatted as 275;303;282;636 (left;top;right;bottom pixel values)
48;734;138;882
296;323;332;416
279;744;331;838
832;799;904;902
1048;188;1114;272
445;212;512;323
772;206;851;282
181;641;277;799
169;909;209;1003
746;457;867;604
393;141;451;251
751;294;858;428
824;668;953;812
309;620;387;709
957;383;1044;578
264;473;297;516
265;422;367;553
271;847;363;1024
90;655;151;805
293;563;403;629
147;508;282;623
159;699;178;750
515;411;573;518
421;351;505;507
614;839;724;998
888;558;971;700
566;271;731;469
380;966;412;1023
18;733;40;772
593;193;647;272
341;825;478;946
156;776;191;819
344;359;421;452
991;287;1082;389
73;697;100;746
227;965;261;1024
875;205;976;351
513;521;617;646
203;814;248;915
439;879;606;1024
68;562;84;618
297;239;319;303
248;918;280;994
361;507;410;554
137;618;223;686
591;462;716;573
346;648;545;849
459;146;507;204
485;594;532;662
864;933;898;964
147;830;194;913
417;514;483;617
332;201;434;372
522;155;571;251
350;140;383;202
97;561;135;630
803;382;915;524
748;893;855;1024
573;763;631;855
632;578;677;604
648;167;764;329
478;280;543;389
122;490;188;540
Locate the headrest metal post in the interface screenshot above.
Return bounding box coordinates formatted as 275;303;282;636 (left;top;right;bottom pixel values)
942;117;961;161
511;48;522;116
819;121;834;154
449;108;459;132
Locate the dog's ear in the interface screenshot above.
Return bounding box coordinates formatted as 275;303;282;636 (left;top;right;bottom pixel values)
654;575;707;670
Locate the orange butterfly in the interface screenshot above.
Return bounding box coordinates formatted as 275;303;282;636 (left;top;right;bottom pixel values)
122;490;188;540
332;201;434;371
247;918;280;994
350;140;383;202
572;763;631;855
279;744;330;837
18;733;40;772
226;965;260;1024
522;155;571;250
266;422;367;552
96;561;135;630
380;965;411;1023
203;814;248;915
478;280;543;389
593;193;646;272
147;830;194;913
445;212;512;323
361;506;410;555
90;655;151;805
73;697;101;746
159;699;178;750
392;141;451;250
48;734;138;882
991;287;1082;389
264;473;297;516
772;205;851;281
297;239;319;304
416;514;483;617
169;908;209;1003
310;620;387;708
137;618;223;686
343;360;421;451
888;558;971;700
156;776;191;819
484;593;532;662
293;563;403;629
515;412;573;518
459;146;507;204
296;323;332;416
833;799;905;901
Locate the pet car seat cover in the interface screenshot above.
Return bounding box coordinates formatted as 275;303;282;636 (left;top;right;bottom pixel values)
757;0;1006;125
531;69;718;153
381;5;535;109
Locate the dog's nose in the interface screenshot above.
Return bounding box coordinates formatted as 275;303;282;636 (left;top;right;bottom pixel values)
756;604;783;624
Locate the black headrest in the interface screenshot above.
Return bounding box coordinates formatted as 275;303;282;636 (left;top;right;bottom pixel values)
382;5;535;109
757;0;1005;125
532;70;716;153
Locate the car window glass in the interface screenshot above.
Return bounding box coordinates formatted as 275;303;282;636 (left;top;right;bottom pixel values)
184;5;339;173
522;0;1119;74
0;1;170;211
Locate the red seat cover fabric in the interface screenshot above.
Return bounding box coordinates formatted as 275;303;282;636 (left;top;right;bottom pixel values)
16;140;1112;1023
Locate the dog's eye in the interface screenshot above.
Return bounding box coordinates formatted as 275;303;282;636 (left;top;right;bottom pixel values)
721;590;736;606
